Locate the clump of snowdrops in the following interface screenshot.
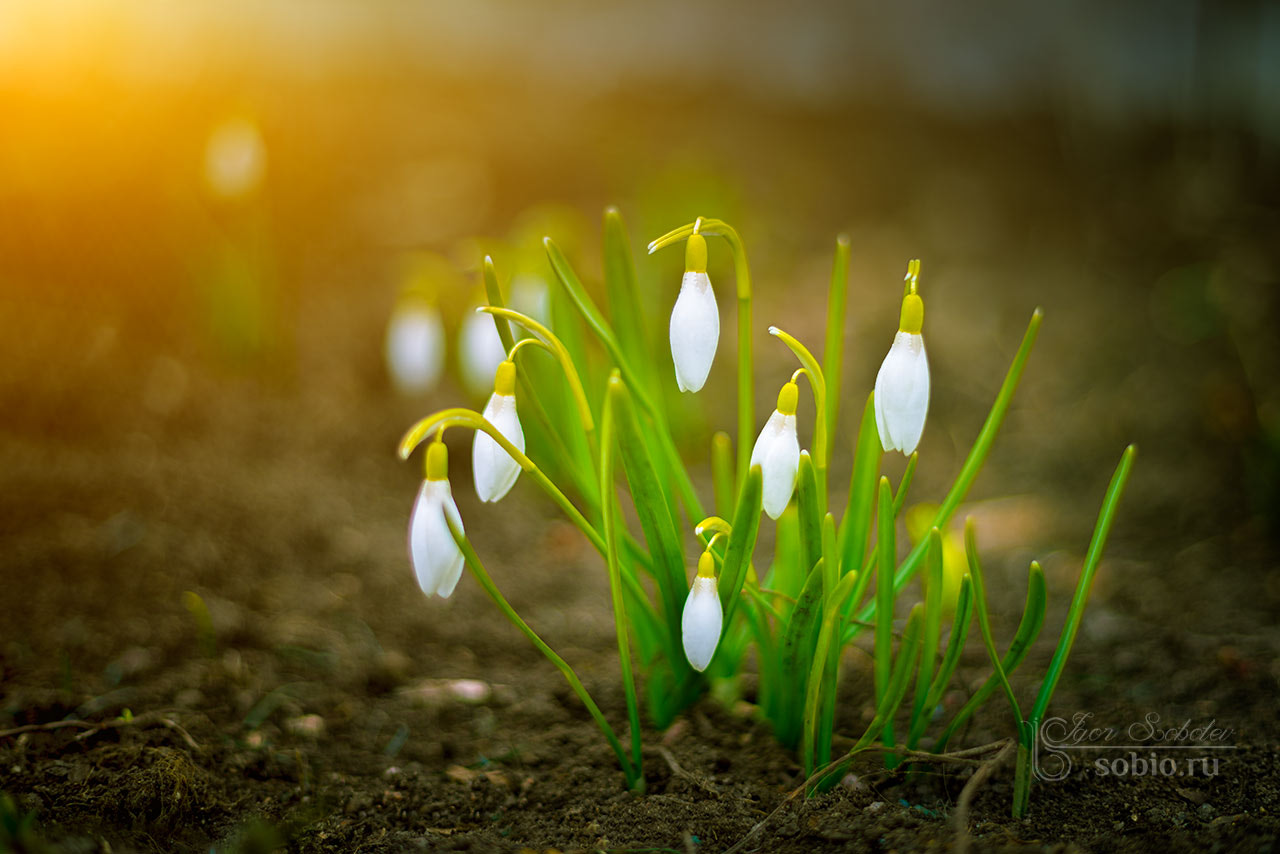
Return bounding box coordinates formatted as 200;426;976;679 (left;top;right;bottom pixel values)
398;210;1134;814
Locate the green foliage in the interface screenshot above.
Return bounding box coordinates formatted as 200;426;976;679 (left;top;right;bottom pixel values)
398;208;1135;815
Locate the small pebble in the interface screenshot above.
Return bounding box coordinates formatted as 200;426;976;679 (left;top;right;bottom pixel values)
865;801;885;815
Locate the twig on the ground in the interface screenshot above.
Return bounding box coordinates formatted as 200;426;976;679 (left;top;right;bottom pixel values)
650;745;719;796
725;739;1012;854
0;711;202;752
952;738;1016;854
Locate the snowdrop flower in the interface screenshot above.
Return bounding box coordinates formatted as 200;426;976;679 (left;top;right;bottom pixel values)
682;550;723;672
385;299;445;396
874;260;930;455
750;381;802;520
459;308;508;398
409;440;465;598
669;233;719;392
472;359;525;502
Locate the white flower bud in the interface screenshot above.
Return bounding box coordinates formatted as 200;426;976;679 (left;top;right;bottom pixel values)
409;443;466;598
459;310;507;398
875;278;930;455
385;302;445;396
669;233;719;392
749;382;801;520
473;361;524;502
681;552;723;672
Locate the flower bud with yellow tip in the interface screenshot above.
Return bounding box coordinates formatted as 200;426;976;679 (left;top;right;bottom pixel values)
681;549;723;672
875;260;930;455
472;359;525;503
669;232;719;392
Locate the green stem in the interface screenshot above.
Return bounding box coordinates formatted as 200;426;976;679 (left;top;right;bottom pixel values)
874;476;896;755
446;520;637;787
770;326;828;508
600;372;644;788
478;306;594;434
823;236;850;468
399;409;603;555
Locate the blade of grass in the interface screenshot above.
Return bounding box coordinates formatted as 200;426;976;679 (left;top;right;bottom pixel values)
719;467;763;633
1030;444;1137;724
823;236;851;465
907;529;945;744
963;519;1023;730
837;393;880;578
599;370;644;787
934;561;1045;752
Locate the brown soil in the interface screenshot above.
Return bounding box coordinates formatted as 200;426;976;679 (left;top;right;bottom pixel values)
2;82;1279;853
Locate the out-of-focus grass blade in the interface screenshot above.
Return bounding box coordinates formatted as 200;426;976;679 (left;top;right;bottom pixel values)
712;431;734;519
603;208;662;416
823;236;851;458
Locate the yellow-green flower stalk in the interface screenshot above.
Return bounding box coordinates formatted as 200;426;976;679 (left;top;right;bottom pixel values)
408;439;465;598
875;260;930;455
472;359;525;502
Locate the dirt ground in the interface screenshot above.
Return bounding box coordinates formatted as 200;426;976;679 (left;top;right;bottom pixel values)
2;81;1279;852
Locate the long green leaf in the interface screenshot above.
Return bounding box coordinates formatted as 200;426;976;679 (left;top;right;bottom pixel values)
1030;444;1137;724
777;559;826;749
823;236;851;462
796;451;823;577
908;529;945;743
719;467;763;632
917;574;974;750
599;371;643;783
603;208;662;414
935;561;1045;751
964;519;1023;729
610;378;687;659
837;393;881;577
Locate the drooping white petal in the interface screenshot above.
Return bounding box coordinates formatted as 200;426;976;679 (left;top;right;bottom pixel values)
669;271;719;393
385;304;446;396
874;331;930;455
408;480;466;598
459;311;507;398
681;576;723;672
473;393;525;502
749;410;801;520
